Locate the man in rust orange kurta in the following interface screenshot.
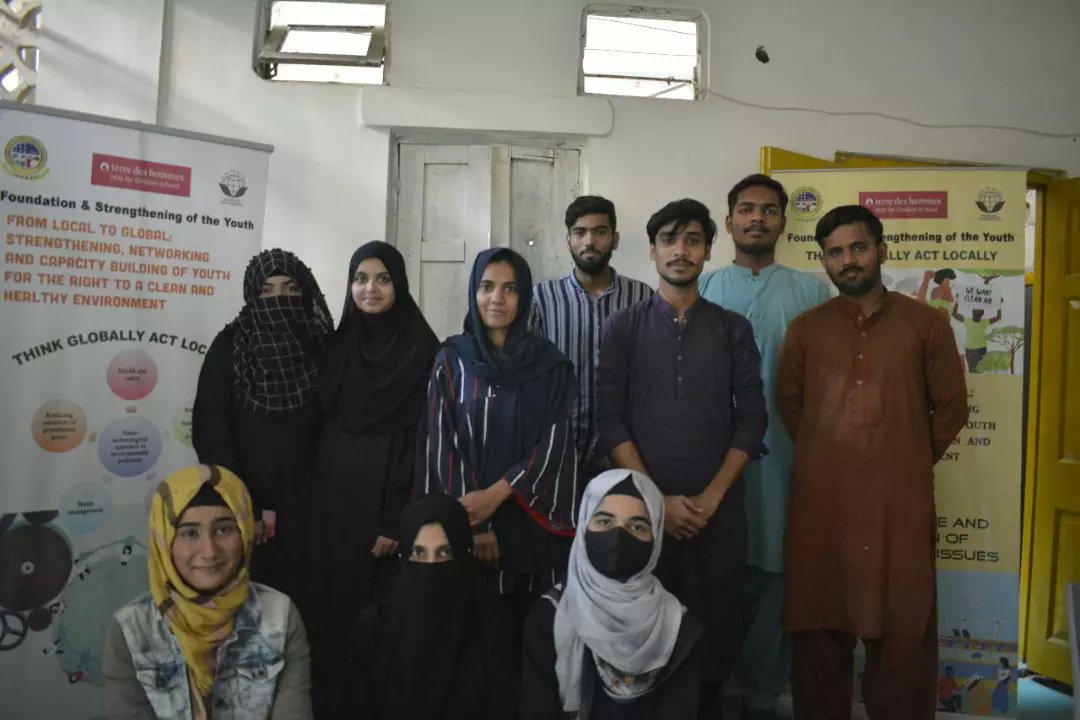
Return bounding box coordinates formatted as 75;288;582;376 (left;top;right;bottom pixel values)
777;205;968;720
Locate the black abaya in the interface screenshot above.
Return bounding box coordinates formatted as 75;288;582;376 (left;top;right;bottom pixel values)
349;494;518;720
303;241;439;720
521;593;705;720
303;424;418;718
191;325;320;598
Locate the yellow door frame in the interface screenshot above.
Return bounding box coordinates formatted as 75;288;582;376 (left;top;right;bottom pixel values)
1021;176;1080;681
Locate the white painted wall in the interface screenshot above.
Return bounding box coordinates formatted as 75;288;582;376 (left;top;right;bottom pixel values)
38;0;388;312
387;0;1080;285
160;0;389;313
37;0;164;123
37;0;1080;299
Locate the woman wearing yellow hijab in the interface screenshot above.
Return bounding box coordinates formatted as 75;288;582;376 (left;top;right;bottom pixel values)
103;465;312;719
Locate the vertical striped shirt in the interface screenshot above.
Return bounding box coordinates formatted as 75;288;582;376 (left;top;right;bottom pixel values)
529;269;653;469
416;346;579;591
416;348;579;530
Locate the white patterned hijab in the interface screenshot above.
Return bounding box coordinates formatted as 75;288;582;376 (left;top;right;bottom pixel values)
553;470;685;712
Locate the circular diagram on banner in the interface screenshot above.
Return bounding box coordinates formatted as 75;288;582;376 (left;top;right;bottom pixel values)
31;400;87;453
97;416;162;477
58;483;112;535
0;524;73;613
172;402;193;448
105;349;159;401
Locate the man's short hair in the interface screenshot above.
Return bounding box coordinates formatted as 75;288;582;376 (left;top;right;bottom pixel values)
646;199;717;246
814;205;884;248
727;174;789;217
565;195;616;232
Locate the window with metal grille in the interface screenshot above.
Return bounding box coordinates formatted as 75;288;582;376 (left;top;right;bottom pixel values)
580;6;704;101
253;0;386;85
0;0;41;103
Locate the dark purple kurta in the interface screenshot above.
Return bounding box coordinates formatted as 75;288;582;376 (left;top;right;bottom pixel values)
595;294;767;494
595;293;767;685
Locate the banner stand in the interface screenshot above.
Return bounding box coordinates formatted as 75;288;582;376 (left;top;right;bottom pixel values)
0;100;270;718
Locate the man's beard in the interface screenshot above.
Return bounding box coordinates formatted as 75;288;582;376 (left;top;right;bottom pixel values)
733;226;779;258
830;263;882;297
572;248;612;275
734;240;776;258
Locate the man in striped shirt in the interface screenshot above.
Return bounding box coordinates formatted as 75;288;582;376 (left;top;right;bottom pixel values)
530;195;653;478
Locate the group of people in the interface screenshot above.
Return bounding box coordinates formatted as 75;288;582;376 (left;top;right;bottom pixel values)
101;173;970;720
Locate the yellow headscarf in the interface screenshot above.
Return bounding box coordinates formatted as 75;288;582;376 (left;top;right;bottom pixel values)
148;465;254;699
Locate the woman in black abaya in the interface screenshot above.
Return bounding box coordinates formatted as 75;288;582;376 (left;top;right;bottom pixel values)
304;241;439;719
192;248;333;601
350;493;517;720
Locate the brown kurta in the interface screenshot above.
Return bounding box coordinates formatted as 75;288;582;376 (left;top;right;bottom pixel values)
777;291;968;639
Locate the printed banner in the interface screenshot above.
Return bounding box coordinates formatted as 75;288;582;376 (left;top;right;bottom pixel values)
776;168;1026;718
0;103;269;718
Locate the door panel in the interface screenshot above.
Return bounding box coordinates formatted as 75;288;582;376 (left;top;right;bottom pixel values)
498;146;581;284
396;144;492;341
397;143;581;340
1024;177;1080;682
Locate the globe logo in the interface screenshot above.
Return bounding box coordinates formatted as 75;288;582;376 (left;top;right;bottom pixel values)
219;170;248;202
11;141;42;169
976;187;1005;215
791;187;822;219
3;135;49;179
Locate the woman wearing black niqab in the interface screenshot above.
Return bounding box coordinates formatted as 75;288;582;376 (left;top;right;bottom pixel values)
192;248;332;601
303;241;439;719
349;493;517;720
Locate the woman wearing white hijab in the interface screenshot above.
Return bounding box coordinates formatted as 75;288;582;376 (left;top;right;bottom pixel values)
521;470;706;720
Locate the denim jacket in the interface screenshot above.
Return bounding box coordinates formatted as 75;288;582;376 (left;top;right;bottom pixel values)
109;583;300;720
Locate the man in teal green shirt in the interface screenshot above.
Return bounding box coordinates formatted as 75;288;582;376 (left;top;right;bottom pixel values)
699;174;831;719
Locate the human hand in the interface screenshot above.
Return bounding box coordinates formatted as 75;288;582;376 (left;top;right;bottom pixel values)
689;487;724;522
663;495;708;540
460;485;507;526
261;510;277;541
370;535;398;558
472;531;500;566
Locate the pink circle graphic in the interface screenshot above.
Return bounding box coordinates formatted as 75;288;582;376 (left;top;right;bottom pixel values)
106;349;158;401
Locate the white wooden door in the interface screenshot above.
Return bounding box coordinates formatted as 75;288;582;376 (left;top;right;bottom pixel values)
493;146;582;284
395;144;580;341
396;145;493;341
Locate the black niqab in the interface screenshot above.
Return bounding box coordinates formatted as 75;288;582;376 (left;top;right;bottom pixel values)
231;248;333;414
355;494;516;720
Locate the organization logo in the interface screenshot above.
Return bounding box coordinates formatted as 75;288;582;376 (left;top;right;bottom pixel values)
219;170;248;206
976;187;1005;220
859;190;947;219
790;186;822;220
3;135;49;180
91;153;192;197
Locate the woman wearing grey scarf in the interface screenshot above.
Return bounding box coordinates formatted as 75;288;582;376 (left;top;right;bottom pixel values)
521;470;707;719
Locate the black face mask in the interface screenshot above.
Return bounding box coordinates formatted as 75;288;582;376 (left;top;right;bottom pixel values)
584;527;653;581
